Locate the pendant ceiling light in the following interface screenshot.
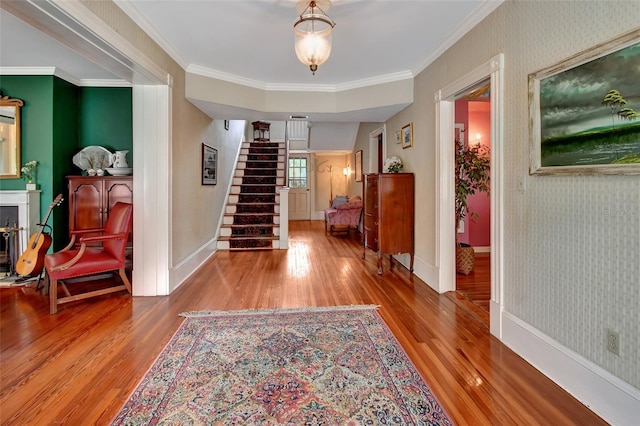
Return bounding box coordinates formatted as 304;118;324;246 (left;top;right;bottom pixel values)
293;0;336;75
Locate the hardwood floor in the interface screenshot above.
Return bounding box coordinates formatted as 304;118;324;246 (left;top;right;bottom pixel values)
0;221;605;425
453;252;491;326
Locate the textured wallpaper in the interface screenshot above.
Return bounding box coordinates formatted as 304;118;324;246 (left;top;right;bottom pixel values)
490;1;639;388
405;0;640;389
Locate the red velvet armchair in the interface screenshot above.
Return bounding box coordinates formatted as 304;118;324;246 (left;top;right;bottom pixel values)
44;202;133;314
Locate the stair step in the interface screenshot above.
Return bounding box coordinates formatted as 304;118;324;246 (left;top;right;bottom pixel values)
239;185;276;194
218;235;278;250
231;213;274;225
223;213;280;225
233;203;276;213
220;223;278;237
248;142;280;147
239;169;278;176
233;193;277;203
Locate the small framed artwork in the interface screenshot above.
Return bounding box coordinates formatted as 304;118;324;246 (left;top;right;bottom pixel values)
224;120;230;131
401;123;413;149
395;130;401;144
354;150;363;182
529;28;640;175
202;143;217;185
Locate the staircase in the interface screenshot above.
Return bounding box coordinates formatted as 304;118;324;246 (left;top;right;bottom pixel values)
217;141;286;250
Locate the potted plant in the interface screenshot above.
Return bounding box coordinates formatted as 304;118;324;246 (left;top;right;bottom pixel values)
455;138;490;274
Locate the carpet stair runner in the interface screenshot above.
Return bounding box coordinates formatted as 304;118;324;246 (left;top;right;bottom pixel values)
217;141;285;250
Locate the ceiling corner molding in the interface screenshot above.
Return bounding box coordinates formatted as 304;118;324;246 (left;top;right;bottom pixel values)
412;0;505;77
187;64;268;90
79;79;132;88
113;0;188;71
264;82;338;93
334;71;414;93
188;64;414;94
52;67;81;86
0;66;56;76
0;66;81;86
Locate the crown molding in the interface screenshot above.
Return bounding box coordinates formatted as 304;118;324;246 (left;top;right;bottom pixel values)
186;64;269;91
332;71;414;93
113;0;188;71
188;64;414;94
412;0;504;76
0;66;81;85
0;66;130;87
79;79;132;87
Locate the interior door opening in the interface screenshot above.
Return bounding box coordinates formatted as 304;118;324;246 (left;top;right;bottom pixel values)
453;79;492;324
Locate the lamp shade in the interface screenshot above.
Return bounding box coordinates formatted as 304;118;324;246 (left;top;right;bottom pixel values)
293;1;335;74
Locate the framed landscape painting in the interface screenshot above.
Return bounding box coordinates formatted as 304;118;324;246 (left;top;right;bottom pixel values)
529;29;640;175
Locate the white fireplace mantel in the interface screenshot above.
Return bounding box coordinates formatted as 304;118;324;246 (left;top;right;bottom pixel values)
0;190;41;253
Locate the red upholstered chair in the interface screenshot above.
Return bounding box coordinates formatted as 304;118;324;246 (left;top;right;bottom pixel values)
324;196;363;235
44;202;133;314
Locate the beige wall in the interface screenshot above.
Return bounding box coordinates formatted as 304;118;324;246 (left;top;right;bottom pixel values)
388;0;640;389
314;154;351;209
80;1;244;265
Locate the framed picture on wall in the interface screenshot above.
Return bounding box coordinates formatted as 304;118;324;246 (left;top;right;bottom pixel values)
202;143;217;185
402;123;413;149
355;150;363;182
529;28;640;175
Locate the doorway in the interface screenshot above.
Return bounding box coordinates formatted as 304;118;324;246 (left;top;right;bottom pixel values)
288;154;311;220
369;126;386;174
454;81;492;324
434;53;504;338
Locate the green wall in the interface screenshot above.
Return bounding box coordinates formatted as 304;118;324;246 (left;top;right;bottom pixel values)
79;87;133;152
0;75;132;253
52;78;80;244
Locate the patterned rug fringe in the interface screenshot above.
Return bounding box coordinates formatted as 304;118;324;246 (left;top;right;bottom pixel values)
180;304;380;318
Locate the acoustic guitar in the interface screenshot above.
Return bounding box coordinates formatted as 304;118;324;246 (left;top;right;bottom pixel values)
16;194;64;277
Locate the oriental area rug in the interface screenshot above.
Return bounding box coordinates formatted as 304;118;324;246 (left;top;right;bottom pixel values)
112;305;453;425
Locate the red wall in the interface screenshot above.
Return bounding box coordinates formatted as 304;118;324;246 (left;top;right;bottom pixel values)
455;100;491;248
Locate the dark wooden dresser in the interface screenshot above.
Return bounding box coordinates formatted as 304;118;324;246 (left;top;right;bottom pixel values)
362;173;414;274
67;176;133;248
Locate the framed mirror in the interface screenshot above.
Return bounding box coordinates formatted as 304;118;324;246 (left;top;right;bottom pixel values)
0;94;24;179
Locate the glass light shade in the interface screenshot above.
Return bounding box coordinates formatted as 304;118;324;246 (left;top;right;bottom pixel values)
294;26;332;73
293;0;335;74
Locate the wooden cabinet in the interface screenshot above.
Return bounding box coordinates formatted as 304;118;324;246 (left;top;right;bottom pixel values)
67;176;133;246
362;173;414;274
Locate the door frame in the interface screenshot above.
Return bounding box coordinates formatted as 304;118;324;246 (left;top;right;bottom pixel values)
288;153;312;220
369;126;386;174
435;54;505;338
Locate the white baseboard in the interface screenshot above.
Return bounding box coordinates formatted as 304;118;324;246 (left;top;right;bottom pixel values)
411;255;439;292
502;311;640;426
170;237;217;292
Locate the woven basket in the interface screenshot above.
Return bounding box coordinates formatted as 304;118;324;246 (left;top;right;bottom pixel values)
456;245;475;275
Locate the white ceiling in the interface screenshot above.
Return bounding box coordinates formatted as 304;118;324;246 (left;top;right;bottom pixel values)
0;0;502;122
